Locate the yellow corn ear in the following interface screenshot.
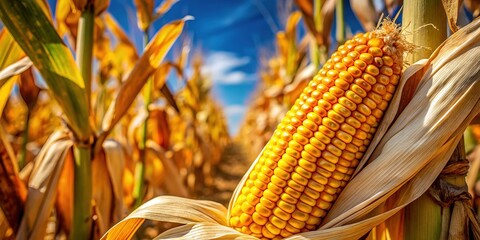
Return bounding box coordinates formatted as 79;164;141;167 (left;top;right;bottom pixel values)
229;21;407;239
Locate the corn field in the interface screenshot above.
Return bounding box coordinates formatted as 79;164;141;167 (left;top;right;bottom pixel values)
0;0;480;239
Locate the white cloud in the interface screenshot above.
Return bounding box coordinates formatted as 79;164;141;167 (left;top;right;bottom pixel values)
202;51;256;85
224;104;246;116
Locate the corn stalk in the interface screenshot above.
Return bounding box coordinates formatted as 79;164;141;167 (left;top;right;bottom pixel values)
402;0;451;238
133;29;151;208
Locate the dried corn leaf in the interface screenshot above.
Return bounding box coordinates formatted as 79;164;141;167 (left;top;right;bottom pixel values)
103;140;126;224
17;131;73;239
18;67;40;109
442;0;463;32
155;222;256;239
147;140;189;197
350;0;378;31
101;196;227;239
153;0;179;20
0;57;32;84
134;0;154;31
100;17;189;138
0;0;90;141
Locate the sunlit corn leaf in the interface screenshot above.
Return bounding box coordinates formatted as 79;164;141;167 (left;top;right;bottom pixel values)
0;0;90;142
17;131;73;239
442;0;462;32
100;17;190;139
153;0;179;20
101;196;227;239
0;78;15;117
0;29;27;108
134;0;154;31
55;0;81;44
349;0;378;32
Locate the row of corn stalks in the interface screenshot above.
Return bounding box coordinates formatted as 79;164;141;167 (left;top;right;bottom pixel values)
0;0;229;239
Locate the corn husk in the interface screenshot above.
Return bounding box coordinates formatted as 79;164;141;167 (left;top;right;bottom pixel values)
102;17;480;239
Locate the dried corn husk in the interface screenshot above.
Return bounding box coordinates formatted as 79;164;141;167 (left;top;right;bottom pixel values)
102;18;480;240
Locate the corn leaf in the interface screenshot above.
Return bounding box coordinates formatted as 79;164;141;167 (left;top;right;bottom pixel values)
103;140;127;226
0;57;33;85
134;0;154;31
100;17;190;138
442;0;463;32
17;131;73;239
147;140;189;197
0;0;90;141
155;222;256;239
349;0;377;31
101;196;227;239
153;0;179;20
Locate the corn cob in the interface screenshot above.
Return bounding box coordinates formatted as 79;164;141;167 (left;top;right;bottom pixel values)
228;21;407;239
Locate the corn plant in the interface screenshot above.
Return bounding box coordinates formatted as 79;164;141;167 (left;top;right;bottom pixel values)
102;1;480;239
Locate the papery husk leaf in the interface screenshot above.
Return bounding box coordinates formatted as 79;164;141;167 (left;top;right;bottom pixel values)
18;131;73;239
442;0;463;32
100;17;189;138
0;0;90;141
101;196;227;239
155;222;257;240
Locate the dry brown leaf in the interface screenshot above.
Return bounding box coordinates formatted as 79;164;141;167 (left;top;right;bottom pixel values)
147;141;189;197
134;0;154;31
18;67;40;110
350;0;378;32
153;0;179;20
100;17;189;141
18;131;73;239
442;0;463;32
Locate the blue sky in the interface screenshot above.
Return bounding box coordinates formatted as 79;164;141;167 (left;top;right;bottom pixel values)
46;0;381;135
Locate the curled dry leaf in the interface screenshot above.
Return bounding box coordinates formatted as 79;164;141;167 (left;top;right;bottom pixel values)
100;17;189;140
441;0;463;32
